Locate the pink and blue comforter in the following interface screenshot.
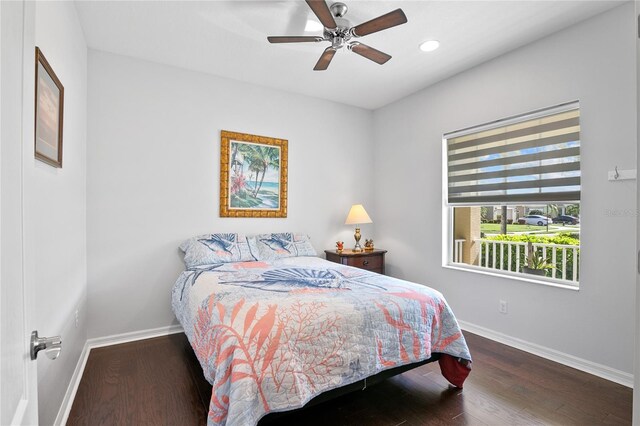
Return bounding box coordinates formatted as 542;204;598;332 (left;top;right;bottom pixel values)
172;256;471;425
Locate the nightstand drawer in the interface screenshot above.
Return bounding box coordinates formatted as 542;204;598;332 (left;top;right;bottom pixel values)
345;255;382;270
324;249;387;275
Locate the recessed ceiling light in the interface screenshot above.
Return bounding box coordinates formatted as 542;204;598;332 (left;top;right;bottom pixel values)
419;40;440;52
305;19;324;32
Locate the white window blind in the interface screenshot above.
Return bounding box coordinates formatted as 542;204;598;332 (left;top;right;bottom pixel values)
446;102;580;206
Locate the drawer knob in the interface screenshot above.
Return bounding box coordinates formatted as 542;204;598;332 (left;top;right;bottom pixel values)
363;260;369;265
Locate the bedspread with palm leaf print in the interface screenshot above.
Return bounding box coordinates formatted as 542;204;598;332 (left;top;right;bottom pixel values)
172;256;471;426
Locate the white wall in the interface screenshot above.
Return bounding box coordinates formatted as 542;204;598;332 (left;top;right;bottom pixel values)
86;51;374;338
26;2;88;424
373;3;636;374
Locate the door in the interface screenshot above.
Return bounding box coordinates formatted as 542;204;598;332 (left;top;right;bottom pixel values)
1;1;38;424
635;3;640;425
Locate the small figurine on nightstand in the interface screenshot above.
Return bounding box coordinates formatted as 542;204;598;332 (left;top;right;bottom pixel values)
364;239;374;251
336;241;344;253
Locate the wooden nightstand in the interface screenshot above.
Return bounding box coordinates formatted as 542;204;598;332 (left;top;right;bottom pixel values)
324;249;387;275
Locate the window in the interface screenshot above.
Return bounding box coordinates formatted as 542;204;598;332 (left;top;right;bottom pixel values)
445;102;580;287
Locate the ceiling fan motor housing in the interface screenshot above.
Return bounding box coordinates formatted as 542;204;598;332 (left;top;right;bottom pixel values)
325;16;352;49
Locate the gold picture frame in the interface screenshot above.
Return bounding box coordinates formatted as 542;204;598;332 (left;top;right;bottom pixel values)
34;47;64;168
220;130;288;218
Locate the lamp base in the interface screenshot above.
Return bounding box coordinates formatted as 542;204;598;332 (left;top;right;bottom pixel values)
353;226;362;252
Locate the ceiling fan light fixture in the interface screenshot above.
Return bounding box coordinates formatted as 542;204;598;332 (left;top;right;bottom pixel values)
419;40;440;52
305;19;324;32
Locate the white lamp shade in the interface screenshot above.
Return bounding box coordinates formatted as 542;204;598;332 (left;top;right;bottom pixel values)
345;204;373;225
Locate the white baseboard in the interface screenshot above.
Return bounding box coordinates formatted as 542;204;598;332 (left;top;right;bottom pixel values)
86;324;184;350
11;399;28;426
459;320;633;388
54;325;184;426
53;341;90;426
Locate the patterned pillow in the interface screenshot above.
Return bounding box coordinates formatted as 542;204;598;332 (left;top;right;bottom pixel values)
179;233;254;268
247;233;317;261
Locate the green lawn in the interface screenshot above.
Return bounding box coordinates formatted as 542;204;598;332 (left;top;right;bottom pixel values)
481;223;563;234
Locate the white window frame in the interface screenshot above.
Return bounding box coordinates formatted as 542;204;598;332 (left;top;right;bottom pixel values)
441;102;581;290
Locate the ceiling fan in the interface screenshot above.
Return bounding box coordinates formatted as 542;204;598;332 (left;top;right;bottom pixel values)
267;0;408;71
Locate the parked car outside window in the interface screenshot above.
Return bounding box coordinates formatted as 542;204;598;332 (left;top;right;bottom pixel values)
555;215;579;225
518;215;553;226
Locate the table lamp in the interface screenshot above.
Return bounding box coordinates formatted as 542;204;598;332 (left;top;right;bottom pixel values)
345;204;372;252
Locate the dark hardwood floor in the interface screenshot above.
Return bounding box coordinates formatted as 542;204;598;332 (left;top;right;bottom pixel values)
67;332;632;425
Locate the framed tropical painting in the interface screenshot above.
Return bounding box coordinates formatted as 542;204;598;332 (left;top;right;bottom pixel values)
34;47;64;168
220;130;288;218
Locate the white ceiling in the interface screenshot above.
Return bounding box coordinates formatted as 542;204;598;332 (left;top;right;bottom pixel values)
74;0;625;110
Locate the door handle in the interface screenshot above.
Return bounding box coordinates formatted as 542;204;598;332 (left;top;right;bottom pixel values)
30;330;62;360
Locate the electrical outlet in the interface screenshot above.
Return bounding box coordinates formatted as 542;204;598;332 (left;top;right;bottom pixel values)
75;309;79;328
499;300;508;314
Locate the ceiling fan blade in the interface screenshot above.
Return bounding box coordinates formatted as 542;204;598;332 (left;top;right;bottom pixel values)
305;0;337;30
313;47;336;71
351;9;408;37
267;36;324;43
349;43;391;65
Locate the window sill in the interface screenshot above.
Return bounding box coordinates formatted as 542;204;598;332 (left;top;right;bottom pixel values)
442;263;579;291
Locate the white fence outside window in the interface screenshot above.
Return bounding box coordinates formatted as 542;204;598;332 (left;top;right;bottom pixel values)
453;238;580;284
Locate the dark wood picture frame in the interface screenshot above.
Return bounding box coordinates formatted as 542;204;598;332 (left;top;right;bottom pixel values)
34;47;64;168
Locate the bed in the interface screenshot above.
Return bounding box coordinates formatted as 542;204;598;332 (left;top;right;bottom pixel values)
172;235;471;426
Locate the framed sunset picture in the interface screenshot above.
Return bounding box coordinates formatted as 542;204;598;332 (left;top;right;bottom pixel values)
35;47;64;168
219;130;288;218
